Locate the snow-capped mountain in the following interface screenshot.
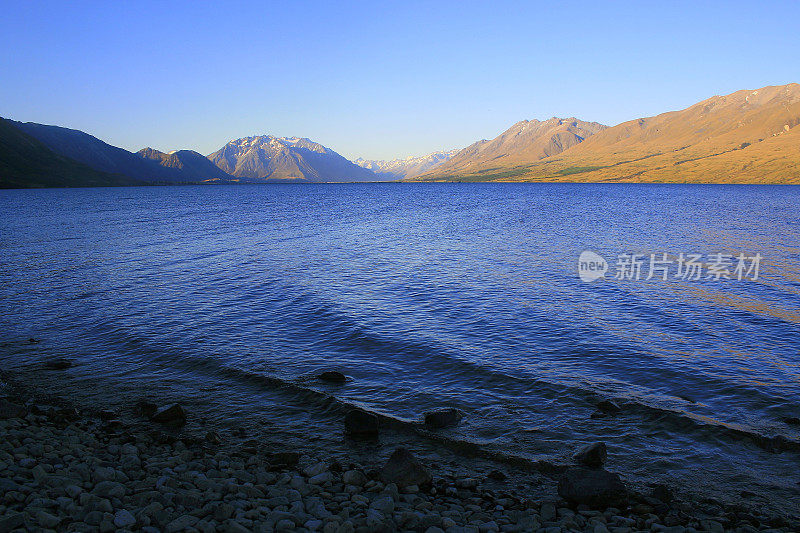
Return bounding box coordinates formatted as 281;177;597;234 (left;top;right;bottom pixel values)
354;149;459;179
207;135;377;182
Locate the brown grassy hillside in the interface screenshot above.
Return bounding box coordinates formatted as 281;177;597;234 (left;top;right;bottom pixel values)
417;84;800;184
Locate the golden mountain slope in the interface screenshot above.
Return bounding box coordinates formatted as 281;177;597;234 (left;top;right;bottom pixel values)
417;83;800;183
425;117;607;177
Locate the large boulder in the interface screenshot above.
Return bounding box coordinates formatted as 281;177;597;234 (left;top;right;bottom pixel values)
344;409;379;438
423;407;463;429
557;467;627;508
151;403;186;425
380;448;431;488
573;442;607;468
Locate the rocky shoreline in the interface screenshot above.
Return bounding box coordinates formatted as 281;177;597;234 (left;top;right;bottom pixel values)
1;373;798;533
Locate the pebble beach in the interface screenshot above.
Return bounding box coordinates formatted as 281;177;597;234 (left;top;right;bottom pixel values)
1;369;798;533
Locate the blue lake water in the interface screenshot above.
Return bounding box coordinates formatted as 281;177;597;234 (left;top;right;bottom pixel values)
1;183;799;505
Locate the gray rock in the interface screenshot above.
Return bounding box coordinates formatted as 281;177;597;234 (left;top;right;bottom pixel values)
342;469;368;486
114;509;136;528
698;519;724;533
37;509;61;528
165;514;199;533
380;448;431;488
574;442;608;468
557;467;627;508
370;495;395;514
540;502;556;521
92;480;126;499
0;512;25;532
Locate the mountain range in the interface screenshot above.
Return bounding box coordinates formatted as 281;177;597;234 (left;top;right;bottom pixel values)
137;147;232;181
416;83;800;183
354;150;459;179
207;136;376;182
2;83;799;188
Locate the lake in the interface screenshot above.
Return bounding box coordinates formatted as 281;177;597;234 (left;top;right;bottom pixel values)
1;183;798;508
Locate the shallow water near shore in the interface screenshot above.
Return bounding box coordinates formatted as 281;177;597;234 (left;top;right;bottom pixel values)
1;183;799;509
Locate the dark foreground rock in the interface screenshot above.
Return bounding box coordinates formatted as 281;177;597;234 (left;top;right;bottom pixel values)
150;403;186;425
558;466;627;508
423;407;463;429
596;399;621;413
0;399;27;419
134;399;158;418
43;357;73;370
344;409;378;438
573;441;607;468
318;370;347;383
380;447;431;488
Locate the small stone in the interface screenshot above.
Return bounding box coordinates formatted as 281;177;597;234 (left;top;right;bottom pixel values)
165;514;199;533
456;477;479;490
488;469;507;481
114;509;136;528
65;484;82;498
0;513;25;532
380;447;431;488
93;480;126;499
698;519;724;533
318;370;347;383
214;503;235;521
423;407;463;429
344;409;379;438
370;495;395;514
343;469;368;486
541;502;556;521
309;472;332;485
37;510;61;528
574;442;608;468
276;518;294;531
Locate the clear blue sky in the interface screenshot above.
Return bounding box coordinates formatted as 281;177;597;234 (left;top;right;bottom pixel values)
2;1;798;160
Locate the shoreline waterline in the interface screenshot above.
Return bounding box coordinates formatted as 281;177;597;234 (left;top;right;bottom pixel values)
1;367;798;532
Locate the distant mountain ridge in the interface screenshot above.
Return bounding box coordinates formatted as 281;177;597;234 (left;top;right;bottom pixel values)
0;118;132;188
354;149;459;179
10;121;198;184
418;117;607;180
137;147;232;181
207;135;378;182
